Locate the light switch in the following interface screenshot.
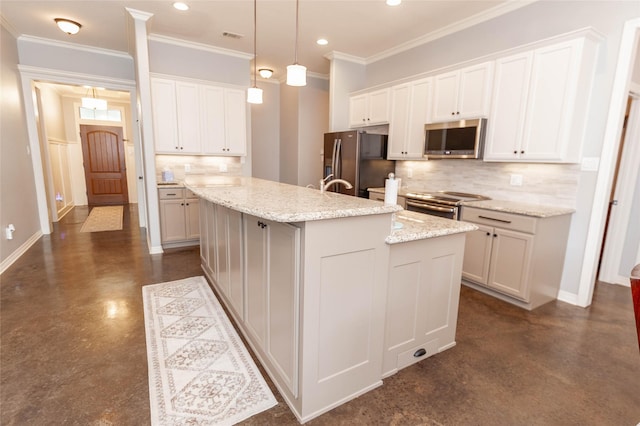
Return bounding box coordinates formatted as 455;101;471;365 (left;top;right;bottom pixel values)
510;174;523;186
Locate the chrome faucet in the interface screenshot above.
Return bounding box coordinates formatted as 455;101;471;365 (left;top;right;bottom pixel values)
320;174;353;193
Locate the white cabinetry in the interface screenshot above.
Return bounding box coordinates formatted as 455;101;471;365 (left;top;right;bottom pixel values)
349;88;390;127
383;233;465;377
150;76;247;156
158;188;199;246
431;62;493;122
461;206;571;310
484;36;599;162
244;215;300;397
388;78;431;159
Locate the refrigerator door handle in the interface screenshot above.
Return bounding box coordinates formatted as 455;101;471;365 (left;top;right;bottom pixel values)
331;138;338;177
336;138;342;179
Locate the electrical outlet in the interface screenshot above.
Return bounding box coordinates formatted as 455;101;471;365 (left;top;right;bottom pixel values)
219;163;228;173
184;163;191;172
407;168;413;178
510;174;523;186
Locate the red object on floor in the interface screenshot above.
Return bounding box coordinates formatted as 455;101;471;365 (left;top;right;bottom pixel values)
631;264;640;352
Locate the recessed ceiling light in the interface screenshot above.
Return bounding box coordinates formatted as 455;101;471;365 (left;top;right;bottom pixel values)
173;2;189;11
386;0;401;5
54;18;81;35
316;38;328;46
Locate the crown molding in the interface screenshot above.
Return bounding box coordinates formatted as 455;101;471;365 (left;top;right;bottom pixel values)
17;35;132;60
19;64;136;90
1;15;21;39
366;0;538;65
126;8;154;22
324;51;366;65
148;34;253;60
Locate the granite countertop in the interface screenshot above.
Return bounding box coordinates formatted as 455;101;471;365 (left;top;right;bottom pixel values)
185;176;402;223
386;211;478;244
461;199;575;218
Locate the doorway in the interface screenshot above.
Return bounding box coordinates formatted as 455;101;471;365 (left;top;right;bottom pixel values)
80;125;129;205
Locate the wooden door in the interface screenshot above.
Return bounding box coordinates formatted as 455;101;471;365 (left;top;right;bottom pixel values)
80;125;128;205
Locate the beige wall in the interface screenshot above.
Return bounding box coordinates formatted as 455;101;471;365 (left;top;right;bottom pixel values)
251;81;281;182
1;26;41;267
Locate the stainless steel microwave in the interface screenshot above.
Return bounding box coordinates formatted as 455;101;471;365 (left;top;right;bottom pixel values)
423;118;487;159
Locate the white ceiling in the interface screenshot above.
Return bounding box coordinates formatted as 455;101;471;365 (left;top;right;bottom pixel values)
1;0;534;81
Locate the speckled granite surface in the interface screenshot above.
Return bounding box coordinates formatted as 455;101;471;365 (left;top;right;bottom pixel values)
386;211;478;244
185;176;402;223
462;200;575;218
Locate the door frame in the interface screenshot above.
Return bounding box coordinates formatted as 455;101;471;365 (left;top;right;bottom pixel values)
18;65;145;234
579;18;640;306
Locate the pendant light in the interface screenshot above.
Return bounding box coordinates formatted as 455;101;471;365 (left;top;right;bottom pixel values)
247;0;263;104
286;0;306;86
82;87;107;110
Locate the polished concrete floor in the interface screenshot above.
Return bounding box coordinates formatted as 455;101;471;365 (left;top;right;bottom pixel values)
1;205;639;425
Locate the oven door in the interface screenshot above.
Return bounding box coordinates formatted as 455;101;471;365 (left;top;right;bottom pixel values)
406;200;458;220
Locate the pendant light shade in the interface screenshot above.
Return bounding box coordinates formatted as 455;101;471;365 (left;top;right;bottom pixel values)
286;64;307;86
82;88;107;110
286;0;306;87
247;0;263;104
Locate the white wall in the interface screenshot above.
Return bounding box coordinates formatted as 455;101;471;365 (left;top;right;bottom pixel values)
1;26;41;268
298;77;330;187
328;56;365;132
279;83;299;185
251;80;281;181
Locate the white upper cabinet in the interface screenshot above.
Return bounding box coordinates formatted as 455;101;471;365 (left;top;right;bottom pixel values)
349;88;390;127
151;75;247;156
388;78;431;160
484;35;599;163
431;61;493;122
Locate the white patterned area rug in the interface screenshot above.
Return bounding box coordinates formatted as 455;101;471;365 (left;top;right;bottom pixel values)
80;206;123;232
142;276;277;425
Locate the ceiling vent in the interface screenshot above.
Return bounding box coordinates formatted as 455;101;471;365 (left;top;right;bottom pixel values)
222;31;244;39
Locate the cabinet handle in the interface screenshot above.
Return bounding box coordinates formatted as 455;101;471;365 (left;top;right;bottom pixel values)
478;215;512;224
167;193;176;196
186;203;189;206
493;234;498;237
414;348;427;358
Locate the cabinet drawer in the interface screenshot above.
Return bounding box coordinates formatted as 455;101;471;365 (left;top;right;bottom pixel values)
158;188;185;200
461;206;537;234
185;189;198;199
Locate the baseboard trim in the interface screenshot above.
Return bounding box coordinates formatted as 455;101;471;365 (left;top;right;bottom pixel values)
0;230;43;275
557;289;579;306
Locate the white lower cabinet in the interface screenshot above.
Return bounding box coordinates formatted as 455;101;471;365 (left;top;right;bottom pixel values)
461;206;571;310
383;233;465;377
158;188;199;247
244;215;300;397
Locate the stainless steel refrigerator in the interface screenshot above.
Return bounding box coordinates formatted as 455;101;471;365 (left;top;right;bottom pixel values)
323;131;396;198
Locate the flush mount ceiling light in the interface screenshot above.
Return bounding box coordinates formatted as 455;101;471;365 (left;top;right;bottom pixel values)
258;68;273;79
286;0;306;86
247;0;263;104
54;18;81;35
386;0;401;5
173;2;189;11
82;87;107;110
316;38;328;46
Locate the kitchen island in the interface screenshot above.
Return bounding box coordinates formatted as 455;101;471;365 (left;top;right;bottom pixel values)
185;176;476;423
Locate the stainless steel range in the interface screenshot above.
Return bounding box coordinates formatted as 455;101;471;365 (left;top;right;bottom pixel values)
404;191;490;220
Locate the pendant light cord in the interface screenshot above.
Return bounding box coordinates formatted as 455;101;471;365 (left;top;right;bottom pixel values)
253;0;257;87
294;0;299;65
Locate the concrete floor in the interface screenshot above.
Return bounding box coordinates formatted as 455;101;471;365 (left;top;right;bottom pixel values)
1;205;639;425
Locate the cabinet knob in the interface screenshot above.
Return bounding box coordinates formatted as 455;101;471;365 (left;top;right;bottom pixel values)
451;112;455;116
521;150;525;154
181;203;184;206
513;150;517;154
493;234;497;237
486;232;491;236
456;111;460;115
180;146;183;150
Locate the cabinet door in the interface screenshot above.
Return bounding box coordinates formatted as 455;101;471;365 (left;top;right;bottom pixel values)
388;84;411;159
206;201;217;279
267;221;300;397
245;216;267;346
227;208;244;318
457;62;493;119
199;199;209;265
159;199;187;242
405;78;431;158
488;228;533;301
461;225;493;286
185;198;200;239
349;94;368;127
521;40;579;161
484;52;532;161
224;89;247;155
431;71;459;122
175;82;201;153
215;204;230;297
200;85;226;154
367;88;390;125
151;78;179;153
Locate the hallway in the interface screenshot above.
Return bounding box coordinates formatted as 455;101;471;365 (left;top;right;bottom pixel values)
1;205;639;425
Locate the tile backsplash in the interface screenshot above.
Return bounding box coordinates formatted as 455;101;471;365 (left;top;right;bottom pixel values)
155;155;243;182
395;160;581;209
